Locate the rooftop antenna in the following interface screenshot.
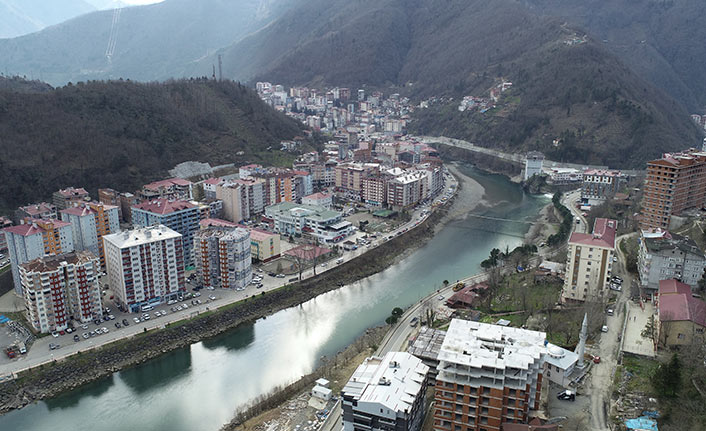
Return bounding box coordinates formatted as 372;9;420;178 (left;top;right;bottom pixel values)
218;54;223;81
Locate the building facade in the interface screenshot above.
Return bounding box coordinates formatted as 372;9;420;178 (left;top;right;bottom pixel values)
640;150;706;230
15;202;57;221
302;192;333;209
103;225;186;313
60;202;120;269
433;320;546;431
131;199;200;267
581;170;624;205
139;178;193;201
249;229;281;262
342;352;429;431
639;229;706;293
657;279;706;347
561;218;617;303
193;227;252;290
20;251;102;333
3;219;74;296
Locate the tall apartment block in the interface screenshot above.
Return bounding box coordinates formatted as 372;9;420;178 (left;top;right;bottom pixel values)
98;188;124;221
3;219;74;296
131;199;200;267
216;178;266;223
52;187;90;210
640;150;706;230
60;202;120;269
20;251;102;333
433;320;546;431
193;227;252;290
561;218;617;303
342;352;429;431
103;225;185;313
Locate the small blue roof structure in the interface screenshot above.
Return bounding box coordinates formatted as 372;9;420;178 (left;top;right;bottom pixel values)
625;416;658;431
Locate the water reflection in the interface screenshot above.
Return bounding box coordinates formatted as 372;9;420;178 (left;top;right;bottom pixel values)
45;374;116;411
120;348;192;394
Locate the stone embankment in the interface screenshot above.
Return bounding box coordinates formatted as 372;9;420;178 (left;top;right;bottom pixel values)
0;194;455;414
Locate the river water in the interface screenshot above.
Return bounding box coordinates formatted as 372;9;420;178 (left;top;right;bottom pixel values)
0;166;549;431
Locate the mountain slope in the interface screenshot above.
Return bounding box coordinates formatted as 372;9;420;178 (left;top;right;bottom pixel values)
0;0;298;86
521;0;706;111
0;79;309;211
215;0;700;167
0;0;95;39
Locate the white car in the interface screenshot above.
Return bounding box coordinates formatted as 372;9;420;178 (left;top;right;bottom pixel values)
601;325;609;333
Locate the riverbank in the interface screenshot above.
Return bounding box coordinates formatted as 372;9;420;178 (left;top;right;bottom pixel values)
524;200;558;245
0;173;473;414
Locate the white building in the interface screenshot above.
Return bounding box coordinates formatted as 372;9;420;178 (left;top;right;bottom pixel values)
433;320;546;431
342;352;429;431
3;219;74;296
193;227;252;290
638;228;706;294
302;192;333;209
103;225;186;313
524;151;544;181
60;202;120;268
562;218;617;303
544;343;579;388
20;251;102;333
264;201;353;244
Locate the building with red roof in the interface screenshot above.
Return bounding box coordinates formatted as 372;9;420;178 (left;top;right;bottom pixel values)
562;218;617;303
52;187;90;210
140;178;193;201
657;279;706;346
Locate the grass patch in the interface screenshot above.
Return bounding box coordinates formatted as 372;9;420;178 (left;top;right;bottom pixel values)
490;272;562;313
622;354;659;394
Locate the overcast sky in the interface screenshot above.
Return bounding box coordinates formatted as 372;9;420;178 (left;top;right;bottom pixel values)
122;0;164;5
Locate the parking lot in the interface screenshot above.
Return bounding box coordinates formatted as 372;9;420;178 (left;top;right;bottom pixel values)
622;301;657;357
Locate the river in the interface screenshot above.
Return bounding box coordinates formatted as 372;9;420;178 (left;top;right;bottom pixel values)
0;165;549;431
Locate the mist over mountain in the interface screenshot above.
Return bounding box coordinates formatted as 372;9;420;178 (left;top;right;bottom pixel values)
0;0;96;39
0;0;298;85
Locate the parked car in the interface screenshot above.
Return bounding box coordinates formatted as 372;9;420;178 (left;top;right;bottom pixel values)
73;335;80;342
122;319;130;326
606;308;614;316
115;322;121;328
601;325;609;333
557;390;575;401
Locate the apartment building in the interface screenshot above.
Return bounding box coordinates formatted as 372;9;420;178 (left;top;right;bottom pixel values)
98;188;125;222
362;175;389;206
131;199;200;267
19;251;102;333
433;320;546;431
581;170;624;205
561;218;617;303
139;178;193;201
388;171;429;209
193;227;252;290
264;201;353;244
3;219;74;296
60;202;120;268
202;177;225;200
103;225;185;313
638;229;706;293
15;202;57;221
342;352;429;431
657;279;706;347
216;178;266;223
52;187;90;210
335;163;379;201
640;150;706;230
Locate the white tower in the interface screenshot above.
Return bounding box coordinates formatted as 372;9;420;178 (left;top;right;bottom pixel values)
575;313;588;366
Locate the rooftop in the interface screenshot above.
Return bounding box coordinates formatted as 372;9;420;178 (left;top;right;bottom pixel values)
659;285;706;327
303;192;331;200
265;201;341;221
20;250;97;273
143;177;192;190
194;227;249;241
132;199;197;215
569;218;617;249
55;187;89;198
3;219;70;236
249;228;277;241
583;169;622;177
199;218;239;228
19;202;55;215
659;279;692;296
342;352;429;414
437;319;546;371
642;231;705;258
103;225;181;248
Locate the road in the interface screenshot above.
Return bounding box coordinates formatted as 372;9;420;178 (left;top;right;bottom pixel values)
0;173;459;378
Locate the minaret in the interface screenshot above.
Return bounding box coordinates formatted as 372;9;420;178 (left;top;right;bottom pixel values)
575;313;588;365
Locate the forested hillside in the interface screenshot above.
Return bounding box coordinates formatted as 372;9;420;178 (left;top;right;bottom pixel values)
0;79;310;211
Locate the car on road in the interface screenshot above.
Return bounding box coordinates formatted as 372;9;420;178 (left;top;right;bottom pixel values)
557;390;575;401
49;343;59;350
122;319;130;326
73;335;80;342
82;332;89;339
606;308;614;316
601;325;609;333
133;317;140;323
209;295;216;301
82;324;89;330
612;276;623;283
101;327;109;334
51;331;59;338
276;274;285;278
115;322;121;328
437;295;445;301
